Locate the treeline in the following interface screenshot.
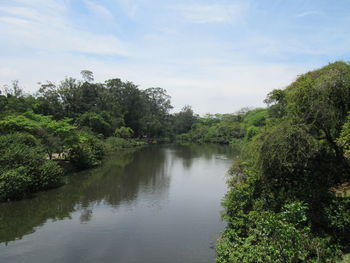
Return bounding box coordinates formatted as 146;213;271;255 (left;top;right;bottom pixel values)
214;61;350;262
176;108;267;145
0;72;197;201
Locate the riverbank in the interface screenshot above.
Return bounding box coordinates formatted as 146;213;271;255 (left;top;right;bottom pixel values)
0;135;146;203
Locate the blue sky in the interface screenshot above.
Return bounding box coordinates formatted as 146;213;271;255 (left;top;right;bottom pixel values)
0;0;350;114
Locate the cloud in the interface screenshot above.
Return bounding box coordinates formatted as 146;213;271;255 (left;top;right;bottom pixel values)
116;0;139;18
84;0;114;19
0;0;129;56
0;6;41;21
0;46;309;115
295;10;324;18
1;0;348;115
175;3;246;24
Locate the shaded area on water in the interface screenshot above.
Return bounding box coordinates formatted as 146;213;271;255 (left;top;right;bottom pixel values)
0;144;237;263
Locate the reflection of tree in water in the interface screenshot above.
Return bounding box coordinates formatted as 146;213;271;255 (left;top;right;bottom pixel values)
79;209;93;223
170;144;238;170
0;146;170;244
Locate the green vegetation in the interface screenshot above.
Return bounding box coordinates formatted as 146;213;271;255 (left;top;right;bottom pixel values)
216;61;350;262
0;132;64;201
176;108;267;145
0;73;193;201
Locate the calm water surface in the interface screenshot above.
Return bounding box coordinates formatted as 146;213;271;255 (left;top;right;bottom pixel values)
0;144;237;263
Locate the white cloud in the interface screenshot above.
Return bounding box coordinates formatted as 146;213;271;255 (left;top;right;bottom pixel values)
84;0;114;19
295;10;324;18
0;0;130;56
0;6;41;21
0;48;309;114
0;0;345;115
116;0;139;18
176;3;246;24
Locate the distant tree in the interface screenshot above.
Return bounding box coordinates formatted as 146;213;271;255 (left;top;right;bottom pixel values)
3;80;23;98
143;87;173;138
77;112;112;137
173;105;197;134
80;70;94;82
35;82;64;119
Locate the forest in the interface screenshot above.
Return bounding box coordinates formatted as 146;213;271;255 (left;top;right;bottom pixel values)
1;62;350;262
0;71;196;201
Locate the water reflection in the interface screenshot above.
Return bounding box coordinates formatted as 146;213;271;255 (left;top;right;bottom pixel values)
170;144;238;170
0;144;237;263
0;146;171;244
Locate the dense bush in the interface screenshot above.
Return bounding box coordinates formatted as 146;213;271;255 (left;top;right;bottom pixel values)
217;201;340;263
0;132;64;201
31;161;64;191
0;168;30;201
325;198;350;247
68;134;105;169
0;133;44;172
77;112;112;137
114;126;134;139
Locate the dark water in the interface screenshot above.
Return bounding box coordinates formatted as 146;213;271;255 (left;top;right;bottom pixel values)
0;144;237;263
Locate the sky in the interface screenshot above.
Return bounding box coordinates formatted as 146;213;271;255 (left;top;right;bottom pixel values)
0;0;350;114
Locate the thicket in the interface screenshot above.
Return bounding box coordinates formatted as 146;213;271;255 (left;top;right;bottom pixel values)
0;132;64;201
216;61;350;262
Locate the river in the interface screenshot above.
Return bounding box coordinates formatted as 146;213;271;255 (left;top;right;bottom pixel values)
0;144;237;263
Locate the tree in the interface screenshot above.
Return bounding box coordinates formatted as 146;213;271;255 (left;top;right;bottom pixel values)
0;112;78;159
76;111;112;137
173;105;197;134
80;70;94;82
0;132;64;201
217;201;339;263
142;87;173;138
284;62;350;159
115;126;134;139
35;82;64;119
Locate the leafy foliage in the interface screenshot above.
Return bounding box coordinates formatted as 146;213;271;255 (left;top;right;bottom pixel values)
217;61;350;262
217;202;340;263
114;126;134;139
0;133;64;201
68;132;105;169
337;114;350;160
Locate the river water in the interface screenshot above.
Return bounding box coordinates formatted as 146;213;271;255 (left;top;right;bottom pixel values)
0;144;236;263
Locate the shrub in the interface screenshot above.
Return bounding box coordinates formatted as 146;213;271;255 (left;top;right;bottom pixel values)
0;132;65;201
68;135;105;169
114;126;134;139
325;198;350;247
217;201;341;263
0;132;44;172
77;112;112;137
0;167;30;201
31;161;64;191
